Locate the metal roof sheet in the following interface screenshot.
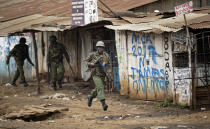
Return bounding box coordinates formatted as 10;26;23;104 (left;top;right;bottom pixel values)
0;0;210;36
105;12;210;33
99;0;158;11
189;21;210;29
105;23;181;33
0;0;157;22
0;14;71;36
155;13;208;29
122;15;164;24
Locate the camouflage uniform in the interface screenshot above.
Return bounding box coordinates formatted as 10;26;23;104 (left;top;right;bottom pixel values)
6;38;34;86
86;46;112;111
47;41;69;89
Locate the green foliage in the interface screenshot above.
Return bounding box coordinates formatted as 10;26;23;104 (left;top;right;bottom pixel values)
156;97;189;109
157;97;173;107
48;115;54;120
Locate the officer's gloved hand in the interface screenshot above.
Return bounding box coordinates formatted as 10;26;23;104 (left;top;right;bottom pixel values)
67;59;70;64
88;63;95;68
47;62;51;67
31;63;35;67
6;59;9;65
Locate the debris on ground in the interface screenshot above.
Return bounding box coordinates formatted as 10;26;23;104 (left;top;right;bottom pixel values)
177;125;187;128
48;120;55;123
121;114;131;119
40;95;49;99
14;94;18;97
203;115;208;119
71;95;76;100
4;105;68;121
40;93;71;101
150;126;168;129
28;91;39;97
5;83;13;87
104;116;109;119
201;107;206;111
135;116;141;118
52;93;67;99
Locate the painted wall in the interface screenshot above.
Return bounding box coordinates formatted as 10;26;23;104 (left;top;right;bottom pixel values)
115;31;129;95
0;34;33;83
115;31;174;101
174;68;191;105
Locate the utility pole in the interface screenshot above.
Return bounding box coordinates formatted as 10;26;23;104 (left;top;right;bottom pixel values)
31;32;40;94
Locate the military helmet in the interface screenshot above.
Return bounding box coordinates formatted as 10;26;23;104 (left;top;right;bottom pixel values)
96;41;105;47
19;37;26;44
49;35;57;42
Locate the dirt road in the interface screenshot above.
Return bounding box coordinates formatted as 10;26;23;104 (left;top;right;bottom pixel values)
0;82;210;129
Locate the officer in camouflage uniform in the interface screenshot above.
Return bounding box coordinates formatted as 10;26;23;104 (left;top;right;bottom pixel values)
86;41;112;111
6;37;34;87
47;35;70;91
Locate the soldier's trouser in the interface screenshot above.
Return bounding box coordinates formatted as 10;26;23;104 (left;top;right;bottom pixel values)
13;61;25;83
50;62;65;84
91;75;105;100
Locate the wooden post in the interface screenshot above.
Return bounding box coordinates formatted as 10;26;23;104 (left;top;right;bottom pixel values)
193;34;198;109
184;14;193;108
31;32;40;94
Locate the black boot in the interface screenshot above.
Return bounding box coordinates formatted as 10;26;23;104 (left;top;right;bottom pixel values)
23;82;28;87
88;95;93;107
11;81;17;87
100;99;108;111
58;81;62;89
53;83;57;91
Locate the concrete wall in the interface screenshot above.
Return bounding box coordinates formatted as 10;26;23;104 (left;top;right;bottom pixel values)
131;0;203;13
115;31;174;101
0;34;33;84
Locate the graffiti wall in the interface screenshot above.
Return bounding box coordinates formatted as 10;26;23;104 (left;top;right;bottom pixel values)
0;34;33;83
115;31;174;100
128;32;166;100
115;31;129;95
163;33;174;96
174;68;191;105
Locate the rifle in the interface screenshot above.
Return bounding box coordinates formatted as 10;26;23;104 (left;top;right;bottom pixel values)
88;53;113;93
7;64;11;81
67;62;76;81
106;73;113;94
6;56;11;82
47;64;50;84
105;58;113;94
86;54;103;72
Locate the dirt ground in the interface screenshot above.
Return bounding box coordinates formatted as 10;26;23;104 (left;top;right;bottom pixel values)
0;81;210;129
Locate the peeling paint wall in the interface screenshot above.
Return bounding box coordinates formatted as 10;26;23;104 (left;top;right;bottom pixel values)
174;68;191;105
116;31;174;101
115;31;129;95
0;34;33;83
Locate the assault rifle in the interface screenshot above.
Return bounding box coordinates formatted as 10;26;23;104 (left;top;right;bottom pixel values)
87;53;113;93
47;63;50;84
86;54;103;71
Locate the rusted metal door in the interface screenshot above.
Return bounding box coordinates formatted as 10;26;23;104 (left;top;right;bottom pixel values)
194;31;210;106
